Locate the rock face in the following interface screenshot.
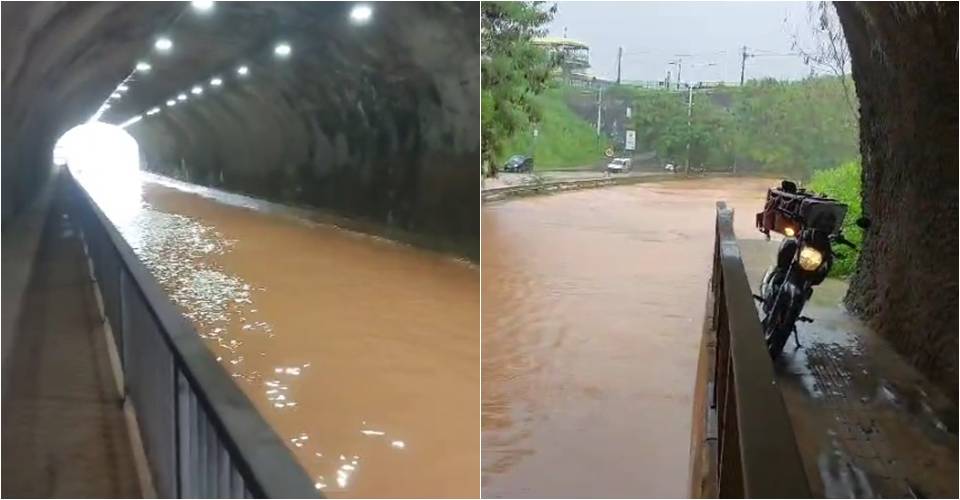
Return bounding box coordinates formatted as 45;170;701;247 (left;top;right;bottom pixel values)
835;3;958;397
2;3;479;258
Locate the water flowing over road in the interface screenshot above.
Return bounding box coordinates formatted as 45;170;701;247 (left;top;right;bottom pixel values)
86;173;480;498
481;177;771;498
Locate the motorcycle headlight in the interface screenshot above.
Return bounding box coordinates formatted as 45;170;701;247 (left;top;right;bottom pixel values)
798;245;824;271
784;226;796;237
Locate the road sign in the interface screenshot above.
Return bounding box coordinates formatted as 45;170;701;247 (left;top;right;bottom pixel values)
625;130;636;151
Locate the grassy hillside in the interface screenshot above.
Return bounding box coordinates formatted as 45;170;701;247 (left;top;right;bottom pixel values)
501;87;608;171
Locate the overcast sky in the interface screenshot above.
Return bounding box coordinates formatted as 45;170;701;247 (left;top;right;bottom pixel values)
546;2;823;84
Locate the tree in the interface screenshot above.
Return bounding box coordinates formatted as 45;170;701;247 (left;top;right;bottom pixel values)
789;1;858;116
481;2;557;175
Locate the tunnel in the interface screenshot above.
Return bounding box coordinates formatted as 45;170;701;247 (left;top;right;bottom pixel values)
834;2;958;398
3;1;479;258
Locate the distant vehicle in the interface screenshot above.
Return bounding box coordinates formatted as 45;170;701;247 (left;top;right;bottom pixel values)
502;155;534;173
607;158;631;173
664;163;676;172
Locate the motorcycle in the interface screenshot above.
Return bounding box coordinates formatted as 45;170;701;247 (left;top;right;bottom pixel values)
754;181;869;358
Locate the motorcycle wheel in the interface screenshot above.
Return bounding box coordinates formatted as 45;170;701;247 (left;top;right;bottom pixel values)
763;290;793;359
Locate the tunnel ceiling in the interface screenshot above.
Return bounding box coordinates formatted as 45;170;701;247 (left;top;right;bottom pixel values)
3;2;479;258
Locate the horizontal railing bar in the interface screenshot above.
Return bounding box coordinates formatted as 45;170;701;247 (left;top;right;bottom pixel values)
68;171;318;499
714;201;810;498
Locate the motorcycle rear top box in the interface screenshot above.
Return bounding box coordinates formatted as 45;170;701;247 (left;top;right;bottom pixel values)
756;187;848;236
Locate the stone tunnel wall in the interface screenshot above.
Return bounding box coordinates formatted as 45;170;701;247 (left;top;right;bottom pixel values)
132;3;479;258
835;2;958;398
2;2;178;220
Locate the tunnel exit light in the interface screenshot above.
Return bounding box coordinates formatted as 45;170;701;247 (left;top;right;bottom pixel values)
350;4;373;24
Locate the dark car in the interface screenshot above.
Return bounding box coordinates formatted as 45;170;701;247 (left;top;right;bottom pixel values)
502;155;534;173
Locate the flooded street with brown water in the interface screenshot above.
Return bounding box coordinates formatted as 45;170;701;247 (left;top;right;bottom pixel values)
89;174;479;498
481;177;771;498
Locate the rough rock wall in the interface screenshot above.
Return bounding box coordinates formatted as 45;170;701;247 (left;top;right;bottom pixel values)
1;2;178;220
835;2;958;397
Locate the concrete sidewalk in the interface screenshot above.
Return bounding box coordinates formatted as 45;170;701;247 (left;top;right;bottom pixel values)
1;193;141;498
739;237;958;498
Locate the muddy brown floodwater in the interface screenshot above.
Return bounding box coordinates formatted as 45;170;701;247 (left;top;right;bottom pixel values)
481;177;772;498
90;174;479;498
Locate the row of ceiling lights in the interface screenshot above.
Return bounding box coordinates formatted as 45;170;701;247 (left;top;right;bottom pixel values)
105;1;373;127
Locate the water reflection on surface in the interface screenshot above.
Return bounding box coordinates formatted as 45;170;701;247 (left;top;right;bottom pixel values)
88;174;479;498
481;178;771;498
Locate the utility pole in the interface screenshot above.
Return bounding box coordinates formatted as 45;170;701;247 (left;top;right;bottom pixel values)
685;84;693;175
616;46;623;85
739;45;749;86
596;86;603;139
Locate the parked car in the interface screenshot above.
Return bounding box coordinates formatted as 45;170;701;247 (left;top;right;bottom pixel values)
502;155;534;173
606;158;631;173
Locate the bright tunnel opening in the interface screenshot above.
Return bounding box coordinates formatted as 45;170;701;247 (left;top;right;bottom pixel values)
54;121;143;226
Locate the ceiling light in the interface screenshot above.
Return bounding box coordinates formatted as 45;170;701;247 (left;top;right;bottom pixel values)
120;115;143;128
177;93;188;101
103;104;111;110
166;100;176;106
155;37;173;51
111;93;122;99
192;0;214;12
117;84;129;92
146;107;161;116
136;61;152;72
191;85;204;95
236;65;249;76
210;77;223;86
274;42;292;57
350;4;373;24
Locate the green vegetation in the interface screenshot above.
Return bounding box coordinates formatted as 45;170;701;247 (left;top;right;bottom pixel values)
628;76;859;180
501;86;608;170
481;2;557;175
808;160;863;277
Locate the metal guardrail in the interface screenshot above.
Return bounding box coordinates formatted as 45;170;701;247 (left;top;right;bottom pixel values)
691;201;810;498
65;172;318;499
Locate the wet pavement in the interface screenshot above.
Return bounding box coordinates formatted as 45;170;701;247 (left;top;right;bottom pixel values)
739;239;959;499
481;177;772;498
2;194;140;498
83;173;480;498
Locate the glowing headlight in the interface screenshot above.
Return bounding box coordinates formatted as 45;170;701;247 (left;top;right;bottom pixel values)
784;226;795;237
798;246;824;271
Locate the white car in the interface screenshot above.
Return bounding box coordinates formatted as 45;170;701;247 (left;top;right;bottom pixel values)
607;158;631;173
664;163;676;172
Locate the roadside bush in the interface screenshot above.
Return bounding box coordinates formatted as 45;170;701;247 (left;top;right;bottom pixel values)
807;160;862;277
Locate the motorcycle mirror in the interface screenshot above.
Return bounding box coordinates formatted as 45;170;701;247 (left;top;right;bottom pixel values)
855;217;871;229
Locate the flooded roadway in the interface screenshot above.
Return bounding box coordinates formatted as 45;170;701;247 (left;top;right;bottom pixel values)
86;173;479;498
481;177;771;498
